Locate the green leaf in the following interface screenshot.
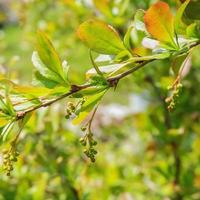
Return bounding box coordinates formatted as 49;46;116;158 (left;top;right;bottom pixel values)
13;85;51;98
36;31;67;84
5;95;15;116
87;52;170;78
72;90;107;125
123;26;133;51
129;52;171;62
1;121;15;141
0;97;9;114
19;112;32;127
77;19;126;55
72;86;108;98
0;95;15;116
0;114;10;127
175;0;190;33
171;54;188;75
32;51;63;84
186;22;200;39
33;71;59;89
134;9;146;32
86;63;124;78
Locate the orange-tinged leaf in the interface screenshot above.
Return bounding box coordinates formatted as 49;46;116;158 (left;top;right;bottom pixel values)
144;1;176;47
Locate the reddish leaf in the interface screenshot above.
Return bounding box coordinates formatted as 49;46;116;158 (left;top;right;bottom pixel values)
144;1;176;47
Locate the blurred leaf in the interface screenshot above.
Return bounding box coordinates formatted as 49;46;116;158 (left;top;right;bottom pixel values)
123;26;133;51
129;52;171;62
0;116;8;127
1;121;15;141
184;1;200;20
77;19;126;55
175;0;190;33
144;1;177;48
0;95;15;116
186;22;200;39
19;112;32;127
14;85;51;98
134;9;146;32
93;0;112;18
171;54;188;75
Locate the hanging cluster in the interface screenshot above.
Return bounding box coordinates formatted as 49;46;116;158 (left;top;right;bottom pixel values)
2;146;19;176
64;99;98;162
80;129;98;162
166;82;183;112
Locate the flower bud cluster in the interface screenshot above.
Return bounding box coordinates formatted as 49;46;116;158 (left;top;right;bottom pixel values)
2;148;19;176
166;83;183;111
65;99;86;119
79;129;98;162
65;102;75;119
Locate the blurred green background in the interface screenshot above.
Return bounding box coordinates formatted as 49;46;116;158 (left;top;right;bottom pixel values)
0;0;200;199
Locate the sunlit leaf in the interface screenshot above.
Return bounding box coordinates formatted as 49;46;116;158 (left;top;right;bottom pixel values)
77;19;126;55
0;116;9;127
14;85;51;97
32;51;63;84
36;31;67;83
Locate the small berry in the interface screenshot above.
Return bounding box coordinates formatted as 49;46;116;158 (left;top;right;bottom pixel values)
81;126;87;131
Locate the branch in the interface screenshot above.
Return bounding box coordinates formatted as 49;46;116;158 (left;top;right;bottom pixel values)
15;41;200;121
16;84;90;120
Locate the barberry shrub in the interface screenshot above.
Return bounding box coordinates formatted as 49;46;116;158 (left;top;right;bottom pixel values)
0;0;199;185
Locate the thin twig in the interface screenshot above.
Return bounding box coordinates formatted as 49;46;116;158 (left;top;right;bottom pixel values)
14;41;200;122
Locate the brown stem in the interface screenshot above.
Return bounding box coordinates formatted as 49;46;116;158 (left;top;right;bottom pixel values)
16;83;90;120
107;60;154;85
15;41;200;121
